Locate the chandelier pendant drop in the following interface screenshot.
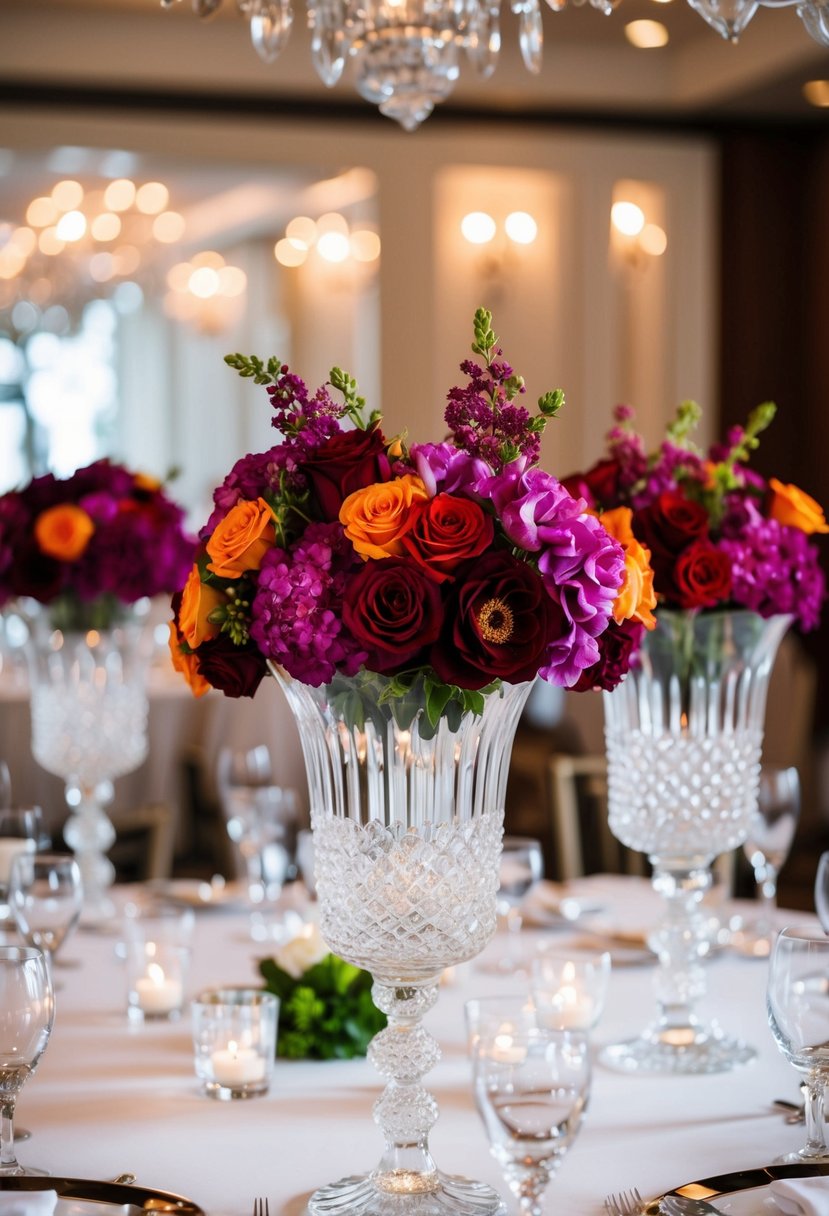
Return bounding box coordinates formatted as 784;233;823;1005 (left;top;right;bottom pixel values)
164;0;829;129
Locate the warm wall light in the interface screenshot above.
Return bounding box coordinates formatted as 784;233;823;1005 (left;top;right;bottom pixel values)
275;212;381;274
611;201;646;237
460;212;497;245
504;211;538;244
164;250;247;333
803;79;829;106
640;222;668;256
625;18;669;44
611;198;667;267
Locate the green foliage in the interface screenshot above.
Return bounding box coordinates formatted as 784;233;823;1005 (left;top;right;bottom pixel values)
224;353;285;385
258;953;386;1061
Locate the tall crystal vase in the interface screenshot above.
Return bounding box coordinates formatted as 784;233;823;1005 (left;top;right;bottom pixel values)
273;667;533;1216
22;603;150;925
602;608;791;1075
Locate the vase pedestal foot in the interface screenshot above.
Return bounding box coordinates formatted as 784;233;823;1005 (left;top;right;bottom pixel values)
308;1173;506;1216
599;1022;756;1076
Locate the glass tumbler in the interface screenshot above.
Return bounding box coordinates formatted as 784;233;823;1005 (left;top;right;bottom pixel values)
122;902;194;1023
192;988;279;1099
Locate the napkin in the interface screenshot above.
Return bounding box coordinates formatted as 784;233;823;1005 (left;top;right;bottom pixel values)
0;1191;58;1215
770;1177;829;1215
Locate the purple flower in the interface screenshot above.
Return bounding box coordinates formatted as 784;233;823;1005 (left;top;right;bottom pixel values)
718;506;826;631
205;446;294;535
409;443;489;498
475;461;585;552
250;522;368;686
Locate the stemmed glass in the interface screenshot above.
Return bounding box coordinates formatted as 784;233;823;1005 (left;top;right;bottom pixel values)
0;945;55;1176
487;836;544;975
8;852;83;978
733;766;801;958
0;807;42;924
814;852;829;933
471;1011;591;1216
767;926;829;1162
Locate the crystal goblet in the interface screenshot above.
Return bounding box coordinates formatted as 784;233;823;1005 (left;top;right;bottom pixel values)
0;945;55;1176
767;926;829;1163
471;1014;591;1216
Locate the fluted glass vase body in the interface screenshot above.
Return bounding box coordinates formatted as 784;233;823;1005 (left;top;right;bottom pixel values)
273;667;533;1216
602;608;791;1075
23;602;149;925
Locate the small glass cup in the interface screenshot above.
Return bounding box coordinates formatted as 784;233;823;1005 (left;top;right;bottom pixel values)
192;987;279;1100
122;902;194;1023
530;947;612;1032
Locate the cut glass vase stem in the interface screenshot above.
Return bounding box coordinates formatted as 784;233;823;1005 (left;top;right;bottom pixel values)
601;608;791;1076
273;666;533;1216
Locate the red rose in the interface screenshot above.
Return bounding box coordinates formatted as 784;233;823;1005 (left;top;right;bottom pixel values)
570;619;644;693
400;493;494;583
196;633;268;698
342;557;444;674
299;426;391;523
633;490;710;600
561;458;623;511
431;550;564;691
673;541;732;609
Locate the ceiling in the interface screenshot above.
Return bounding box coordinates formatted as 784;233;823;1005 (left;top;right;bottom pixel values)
0;0;828;125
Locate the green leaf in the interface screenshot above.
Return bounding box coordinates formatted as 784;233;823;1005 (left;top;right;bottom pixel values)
425;680;454;729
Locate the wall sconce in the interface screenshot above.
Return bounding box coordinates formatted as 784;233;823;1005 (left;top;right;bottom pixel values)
274;212;381;274
460;210;538;298
163;250;248;335
610;200;667;269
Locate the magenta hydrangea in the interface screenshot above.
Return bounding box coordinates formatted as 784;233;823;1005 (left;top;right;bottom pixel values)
205;446;295;535
250;522;368;686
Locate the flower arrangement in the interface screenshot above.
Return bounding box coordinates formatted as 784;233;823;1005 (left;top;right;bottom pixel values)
0;459;195;629
170;309;654;713
259;924;386;1060
562;400;827;688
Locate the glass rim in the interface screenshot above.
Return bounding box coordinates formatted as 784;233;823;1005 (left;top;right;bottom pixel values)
0;944;48;963
192;986;279;1009
776;924;829;943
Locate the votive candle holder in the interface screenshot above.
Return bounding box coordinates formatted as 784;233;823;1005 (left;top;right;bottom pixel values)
192;987;279;1100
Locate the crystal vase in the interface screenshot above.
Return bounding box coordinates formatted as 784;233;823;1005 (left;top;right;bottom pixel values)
22;601;150;925
273;667;533;1216
601;608;791;1075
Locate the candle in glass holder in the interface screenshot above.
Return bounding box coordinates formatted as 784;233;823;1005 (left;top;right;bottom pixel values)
134;961;183;1016
192;987;278;1099
210;1038;268;1087
531;949;611;1034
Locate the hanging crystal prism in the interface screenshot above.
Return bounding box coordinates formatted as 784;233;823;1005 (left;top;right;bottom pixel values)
192;0;224;15
797;0;829;43
309;0;348;85
512;0;543;73
248;0;294;60
465;1;501;78
687;0;758;40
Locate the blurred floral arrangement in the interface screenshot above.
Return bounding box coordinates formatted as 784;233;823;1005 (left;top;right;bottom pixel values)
170;308;655;709
259;925;386;1060
562;400;827;685
0;459;194;629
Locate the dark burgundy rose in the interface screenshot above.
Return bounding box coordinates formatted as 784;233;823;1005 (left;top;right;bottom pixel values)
342;557;443;673
8;540;66;604
632;490;710;600
299;425;391;523
570;619;645;693
561;458;623;511
196;633;268;698
431;550;564;691
400;493;494;583
673;541;732;610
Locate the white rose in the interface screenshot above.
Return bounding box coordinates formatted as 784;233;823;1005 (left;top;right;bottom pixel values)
272;923;329;979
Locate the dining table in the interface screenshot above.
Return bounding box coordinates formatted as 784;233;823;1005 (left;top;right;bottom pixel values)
0;874;818;1216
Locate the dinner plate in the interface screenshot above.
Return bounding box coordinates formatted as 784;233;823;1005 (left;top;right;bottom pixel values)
0;1175;205;1213
149;877;247;911
645;1163;829;1214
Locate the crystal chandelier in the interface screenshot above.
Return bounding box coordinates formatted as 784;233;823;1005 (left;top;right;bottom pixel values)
163;0;829;130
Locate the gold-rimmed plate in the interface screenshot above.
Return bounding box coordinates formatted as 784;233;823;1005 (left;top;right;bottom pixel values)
645;1163;829;1213
0;1175;205;1213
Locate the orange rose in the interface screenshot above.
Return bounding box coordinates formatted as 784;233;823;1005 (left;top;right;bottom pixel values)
600;506;657;629
340;475;429;559
178;564;225;648
134;472;161;493
34;504;95;561
768;478;829;535
168;622;211;698
206;498;276;578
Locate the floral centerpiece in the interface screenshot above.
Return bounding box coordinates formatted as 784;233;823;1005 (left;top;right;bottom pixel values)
562;400;827;667
0;458;195;626
170;308;654;710
259;923;386;1060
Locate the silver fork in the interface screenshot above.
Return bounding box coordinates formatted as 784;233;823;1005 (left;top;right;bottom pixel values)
604;1188;645;1215
253;1201;270;1216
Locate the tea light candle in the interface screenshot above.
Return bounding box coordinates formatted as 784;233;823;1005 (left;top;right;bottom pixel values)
210;1039;267;1087
135;962;183;1015
489;1031;527;1065
538;961;595;1030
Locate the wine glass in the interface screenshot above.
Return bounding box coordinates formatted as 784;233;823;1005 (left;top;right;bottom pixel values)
733;766;801;958
0;807;42;923
471;1014;591;1216
8;852;83;977
814;852;829;933
486;836;544;974
0;945;55;1176
767;926;829;1163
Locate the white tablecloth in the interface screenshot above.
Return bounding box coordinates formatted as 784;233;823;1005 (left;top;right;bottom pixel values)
5;877;813;1216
